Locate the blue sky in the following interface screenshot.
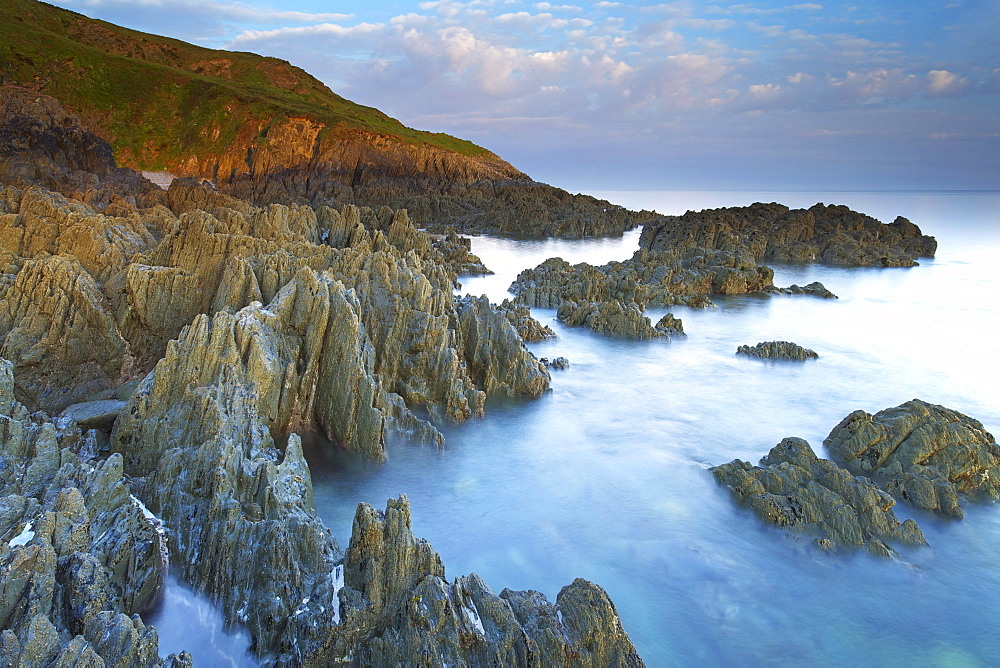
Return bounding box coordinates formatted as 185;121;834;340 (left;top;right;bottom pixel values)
50;0;999;191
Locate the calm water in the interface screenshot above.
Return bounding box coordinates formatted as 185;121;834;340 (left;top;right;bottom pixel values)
157;191;1000;666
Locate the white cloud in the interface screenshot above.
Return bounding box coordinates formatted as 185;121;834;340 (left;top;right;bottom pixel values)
926;69;971;97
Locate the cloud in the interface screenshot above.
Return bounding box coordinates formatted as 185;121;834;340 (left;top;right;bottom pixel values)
926;69;971;97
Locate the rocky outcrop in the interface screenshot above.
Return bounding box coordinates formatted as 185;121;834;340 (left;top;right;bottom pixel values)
432;232;492;276
824;400;1000;518
511;248;773;310
556;300;684;340
499;299;556;342
772;281;838;299
736;341;818;361
0;358;188;666
639;202;937;267
309;495;644;666
712;437;926;557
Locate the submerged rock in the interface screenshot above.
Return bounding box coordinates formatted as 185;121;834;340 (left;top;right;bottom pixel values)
712;437;926;557
639;202;936;267
736;341;818;361
824;399;1000;518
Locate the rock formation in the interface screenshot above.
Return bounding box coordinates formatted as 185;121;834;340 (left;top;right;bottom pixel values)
556;300;684;340
824;400;1000;518
510;248;774;310
762;281;839;299
639;202;936;267
0;358;189;666
712;437;926;557
736;341;819;361
308;495;645;666
499;299;557;342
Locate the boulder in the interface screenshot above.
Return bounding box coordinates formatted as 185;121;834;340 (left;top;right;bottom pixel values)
824;399;1000;518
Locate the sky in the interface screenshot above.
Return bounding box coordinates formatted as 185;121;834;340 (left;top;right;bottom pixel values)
48;0;1000;192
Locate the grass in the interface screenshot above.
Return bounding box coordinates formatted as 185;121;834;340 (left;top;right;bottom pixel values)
0;0;495;171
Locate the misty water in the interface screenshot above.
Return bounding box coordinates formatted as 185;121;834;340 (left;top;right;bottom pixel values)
153;191;1000;665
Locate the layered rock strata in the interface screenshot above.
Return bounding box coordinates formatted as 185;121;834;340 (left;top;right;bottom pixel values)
309;495;644;666
0;358;187;666
824;400;1000;518
510;249;774;310
639;202;936;267
557;300;685;340
736;341;818;361
712;437;926;557
499;299;556;342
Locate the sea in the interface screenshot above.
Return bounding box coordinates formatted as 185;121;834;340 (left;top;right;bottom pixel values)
148;190;1000;666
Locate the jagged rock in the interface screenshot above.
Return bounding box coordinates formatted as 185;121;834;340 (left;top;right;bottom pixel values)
639;202;937;267
654;312;685;337
499;299;556;342
736;341;818;361
432;232;492;275
782;281;838;299
712;437;926;557
511;248;772;310
824;400;1000;518
558;300;672;340
0;357;170;666
309;496;644;666
0;254;127;412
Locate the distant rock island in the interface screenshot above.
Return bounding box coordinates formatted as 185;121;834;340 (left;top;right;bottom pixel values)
736;341;819;361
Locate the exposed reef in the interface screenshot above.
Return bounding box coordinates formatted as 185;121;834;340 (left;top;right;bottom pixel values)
825;400;1000;518
639;202;936;267
736;341;818;361
712;437;926;557
767;281;839;299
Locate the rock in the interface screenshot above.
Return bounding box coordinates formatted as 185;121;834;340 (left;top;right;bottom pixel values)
432;232;493;275
736;341;819;361
59;400;127;429
0;357;170;666
712;437;926;556
510;248;772;310
824;400;1000;518
499;299;556;342
639;202;937;267
654;312;685;337
783;281;838;299
557;300;672;340
309;495;644;666
540;356;570;369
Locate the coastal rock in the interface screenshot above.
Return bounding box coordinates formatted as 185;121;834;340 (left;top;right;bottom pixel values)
712;437;926;557
540;356;570;369
58;399;126;430
0;254;127;411
736;341;819;361
781;281;838;299
510;248;772;310
432;232;492;276
499;299;556;342
557;300;678;340
639;202;936;267
0;357;172;666
824;400;1000;518
310;495;645;666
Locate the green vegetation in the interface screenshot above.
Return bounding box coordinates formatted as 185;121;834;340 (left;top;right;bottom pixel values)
0;0;494;171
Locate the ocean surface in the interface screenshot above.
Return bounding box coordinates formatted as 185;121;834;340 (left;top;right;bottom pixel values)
151;190;1000;666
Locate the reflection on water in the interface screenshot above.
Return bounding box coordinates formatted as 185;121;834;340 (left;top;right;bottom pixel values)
308;191;1000;665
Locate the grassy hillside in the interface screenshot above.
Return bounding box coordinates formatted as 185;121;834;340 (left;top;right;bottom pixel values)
0;0;496;172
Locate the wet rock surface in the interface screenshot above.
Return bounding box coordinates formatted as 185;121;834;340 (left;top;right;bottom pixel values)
825;400;1000;518
639;201;936;267
737;341;819;361
712;437;926;557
